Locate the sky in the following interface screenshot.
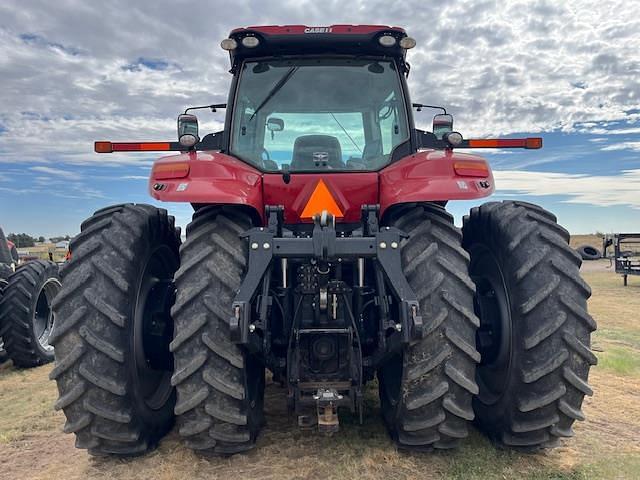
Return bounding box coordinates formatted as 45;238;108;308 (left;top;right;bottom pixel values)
0;0;639;237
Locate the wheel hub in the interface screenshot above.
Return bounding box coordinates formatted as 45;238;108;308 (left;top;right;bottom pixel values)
33;278;62;352
133;245;176;411
469;245;512;405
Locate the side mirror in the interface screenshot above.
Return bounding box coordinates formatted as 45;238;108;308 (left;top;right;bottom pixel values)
266;117;284;140
432;114;453;140
177;114;199;148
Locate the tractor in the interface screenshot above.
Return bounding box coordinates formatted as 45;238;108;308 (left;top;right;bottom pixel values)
50;25;596;456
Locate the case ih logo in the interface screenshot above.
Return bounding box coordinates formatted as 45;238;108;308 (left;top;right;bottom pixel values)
313;152;329;162
304;27;332;34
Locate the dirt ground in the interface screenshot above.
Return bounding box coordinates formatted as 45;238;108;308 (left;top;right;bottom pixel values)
1;267;639;479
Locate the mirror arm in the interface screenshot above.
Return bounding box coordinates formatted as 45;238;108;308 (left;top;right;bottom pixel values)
412;103;447;114
184;103;227;114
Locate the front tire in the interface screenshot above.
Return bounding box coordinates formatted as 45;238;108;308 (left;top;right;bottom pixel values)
379;204;480;450
463;201;596;448
0;260;61;367
50;204;180;455
171;206;265;455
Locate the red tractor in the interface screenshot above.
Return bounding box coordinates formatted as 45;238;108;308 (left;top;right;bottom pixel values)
51;25;595;456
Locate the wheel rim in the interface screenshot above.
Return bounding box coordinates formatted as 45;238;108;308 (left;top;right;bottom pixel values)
132;245;176;411
33;278;62;352
469;245;512;405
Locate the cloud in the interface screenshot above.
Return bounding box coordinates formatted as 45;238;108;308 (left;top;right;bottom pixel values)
30;166;81;179
0;0;638;167
494;169;640;209
600;141;640;152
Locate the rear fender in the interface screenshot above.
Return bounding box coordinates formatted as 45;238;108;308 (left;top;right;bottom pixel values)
149;151;264;222
379;150;494;218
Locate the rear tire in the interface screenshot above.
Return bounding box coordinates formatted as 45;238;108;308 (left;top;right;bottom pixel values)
462;201;596;448
0;266;10;364
171;206;265;454
0;260;61;367
50;204;180;455
379;204;479;450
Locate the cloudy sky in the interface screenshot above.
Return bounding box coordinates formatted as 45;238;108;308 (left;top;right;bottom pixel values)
0;0;639;237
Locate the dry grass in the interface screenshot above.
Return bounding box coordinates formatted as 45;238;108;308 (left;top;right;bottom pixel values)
570;234;603;251
1;268;639;479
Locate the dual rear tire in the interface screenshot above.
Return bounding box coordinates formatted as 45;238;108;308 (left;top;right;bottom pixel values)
51;204;263;456
379;201;595;450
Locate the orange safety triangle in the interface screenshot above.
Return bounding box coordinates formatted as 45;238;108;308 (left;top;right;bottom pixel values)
300;179;344;219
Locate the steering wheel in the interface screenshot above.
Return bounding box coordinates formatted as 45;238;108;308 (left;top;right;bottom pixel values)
261;148;271;161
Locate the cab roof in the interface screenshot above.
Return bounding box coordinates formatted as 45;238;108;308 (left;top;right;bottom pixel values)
226;25;410;71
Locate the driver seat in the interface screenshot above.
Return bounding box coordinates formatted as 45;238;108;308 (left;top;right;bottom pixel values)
291;135;343;170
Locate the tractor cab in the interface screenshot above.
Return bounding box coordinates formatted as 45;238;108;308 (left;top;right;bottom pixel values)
222;26;415;174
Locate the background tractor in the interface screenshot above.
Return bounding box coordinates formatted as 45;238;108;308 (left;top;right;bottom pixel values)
0;226;61;367
50;25;595;456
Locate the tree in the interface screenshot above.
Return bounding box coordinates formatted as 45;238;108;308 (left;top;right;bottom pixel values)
7;233;37;248
50;236;71;243
38;236;46;243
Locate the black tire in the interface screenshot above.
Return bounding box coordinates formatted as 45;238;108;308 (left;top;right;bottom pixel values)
462;201;596;448
49;204;180;455
0;227;12;265
0;263;13;282
0;260;61;367
0;261;9;364
171;206;265;454
9;244;18;264
378;204;480;450
576;244;600;261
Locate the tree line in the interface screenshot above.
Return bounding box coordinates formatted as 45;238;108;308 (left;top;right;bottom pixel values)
7;233;71;248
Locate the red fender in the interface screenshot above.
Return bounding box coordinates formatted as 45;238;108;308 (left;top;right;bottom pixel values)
149;151;264;221
379;150;495;217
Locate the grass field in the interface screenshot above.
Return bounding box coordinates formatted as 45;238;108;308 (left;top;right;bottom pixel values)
1;264;639;479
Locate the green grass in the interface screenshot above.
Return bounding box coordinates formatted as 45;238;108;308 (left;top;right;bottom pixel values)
597;345;640;377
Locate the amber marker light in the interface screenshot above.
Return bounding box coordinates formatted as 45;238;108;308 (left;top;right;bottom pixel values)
152;162;190;180
466;138;543;149
454;161;490;178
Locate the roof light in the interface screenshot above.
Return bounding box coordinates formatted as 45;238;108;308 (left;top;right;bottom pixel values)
179;134;198;148
444;131;463;146
241;36;260;48
399;37;416;49
378;35;397;47
220;38;238;51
